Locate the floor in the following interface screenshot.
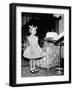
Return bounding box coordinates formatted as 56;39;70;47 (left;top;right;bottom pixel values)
21;59;64;77
21;65;64;77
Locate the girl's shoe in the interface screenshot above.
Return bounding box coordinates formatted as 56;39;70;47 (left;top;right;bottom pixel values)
34;69;39;73
30;70;35;74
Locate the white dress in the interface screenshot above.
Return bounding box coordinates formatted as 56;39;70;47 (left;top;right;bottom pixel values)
23;35;44;59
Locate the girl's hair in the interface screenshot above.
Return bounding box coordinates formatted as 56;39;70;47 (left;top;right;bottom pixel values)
29;25;37;29
22;20;39;39
28;25;37;34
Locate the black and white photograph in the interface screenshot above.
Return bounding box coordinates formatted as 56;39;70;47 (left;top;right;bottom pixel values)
21;13;64;77
10;3;71;87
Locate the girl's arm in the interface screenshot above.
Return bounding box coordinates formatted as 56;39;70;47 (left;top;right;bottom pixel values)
23;37;29;50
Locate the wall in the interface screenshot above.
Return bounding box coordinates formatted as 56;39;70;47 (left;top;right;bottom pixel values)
59;15;64;34
0;0;72;90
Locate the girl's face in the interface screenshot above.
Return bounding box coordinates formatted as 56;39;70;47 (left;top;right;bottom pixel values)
29;26;37;35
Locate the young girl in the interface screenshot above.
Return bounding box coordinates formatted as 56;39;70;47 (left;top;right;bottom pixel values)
23;25;44;73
